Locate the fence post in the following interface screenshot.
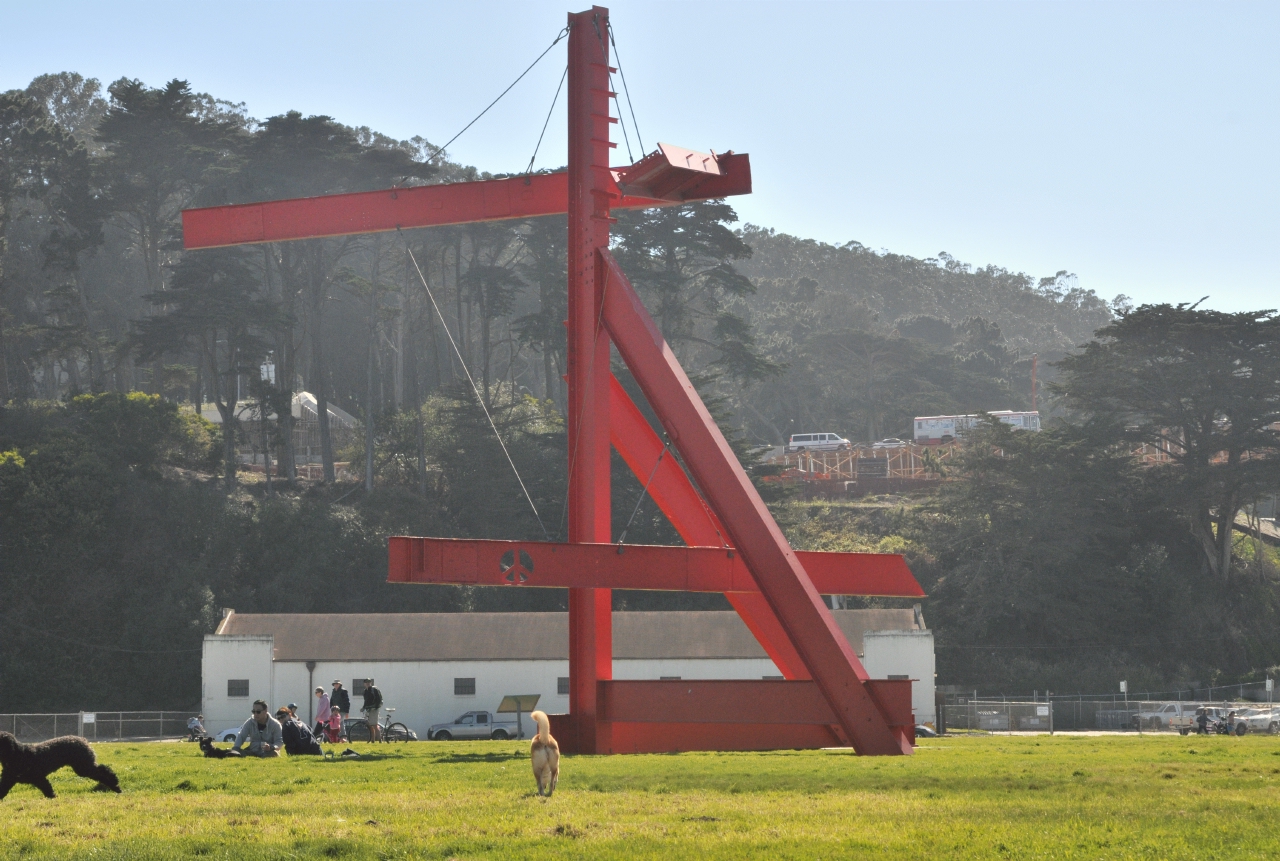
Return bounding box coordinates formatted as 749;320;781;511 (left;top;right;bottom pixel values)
77;711;84;737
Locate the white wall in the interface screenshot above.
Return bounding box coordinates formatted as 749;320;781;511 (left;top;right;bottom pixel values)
201;635;273;732
863;630;936;726
203;636;935;736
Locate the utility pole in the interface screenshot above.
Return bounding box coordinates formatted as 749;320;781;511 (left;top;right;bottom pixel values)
1031;353;1038;412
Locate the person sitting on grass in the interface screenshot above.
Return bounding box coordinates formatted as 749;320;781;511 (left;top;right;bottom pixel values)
276;708;323;756
232;700;282;757
186;714;206;741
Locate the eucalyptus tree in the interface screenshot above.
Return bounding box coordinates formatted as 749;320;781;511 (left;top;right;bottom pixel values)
514;214;567;407
128;248;284;484
0;90;97;400
612;200;773;383
233;111;434;482
1055;303;1280;579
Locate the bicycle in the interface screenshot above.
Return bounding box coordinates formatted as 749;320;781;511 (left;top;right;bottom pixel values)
344;708;414;743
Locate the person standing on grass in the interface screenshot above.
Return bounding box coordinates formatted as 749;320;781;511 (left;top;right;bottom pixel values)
330;680;351;717
362;678;384;742
327;706;344;743
232;700;282;757
314;686;331;738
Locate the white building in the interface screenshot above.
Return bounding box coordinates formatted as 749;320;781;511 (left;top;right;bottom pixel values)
202;609;935;737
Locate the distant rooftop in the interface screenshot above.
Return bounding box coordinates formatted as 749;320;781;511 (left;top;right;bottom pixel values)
213;609;926;662
198;391;357;426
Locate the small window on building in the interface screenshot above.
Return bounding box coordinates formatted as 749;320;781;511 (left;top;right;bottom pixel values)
227;679;249;698
557;677;570;696
353;679;372;694
660;676;681;680
888;674;910;681
454;677;476;696
762;675;784;680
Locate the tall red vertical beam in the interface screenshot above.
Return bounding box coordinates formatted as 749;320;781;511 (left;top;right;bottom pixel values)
565;5;614;754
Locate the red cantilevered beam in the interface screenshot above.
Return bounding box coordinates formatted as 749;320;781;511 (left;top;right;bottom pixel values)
180;150;751;250
599;248;912;756
387;535;922;596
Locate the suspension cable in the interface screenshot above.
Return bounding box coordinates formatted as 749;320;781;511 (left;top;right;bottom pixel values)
592;14;634;163
616;436;671;547
398;230;550;540
525;65;568;175
607;20;646;155
424;25;570;167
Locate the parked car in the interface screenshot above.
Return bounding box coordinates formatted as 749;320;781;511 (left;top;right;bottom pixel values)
211;726;243;744
427;710;522;741
871;438;909;449
1235;707;1279;734
786;432;851;453
914;724;938;738
1135;702;1201;730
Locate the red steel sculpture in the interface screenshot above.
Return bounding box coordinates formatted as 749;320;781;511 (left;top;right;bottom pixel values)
182;5;923;756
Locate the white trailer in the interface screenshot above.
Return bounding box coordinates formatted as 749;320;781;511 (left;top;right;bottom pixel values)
913;411;1040;443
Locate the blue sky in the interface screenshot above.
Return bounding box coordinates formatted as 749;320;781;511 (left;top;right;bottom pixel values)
3;1;1276;312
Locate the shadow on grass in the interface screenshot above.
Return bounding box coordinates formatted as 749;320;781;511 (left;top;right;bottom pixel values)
433;751;526;764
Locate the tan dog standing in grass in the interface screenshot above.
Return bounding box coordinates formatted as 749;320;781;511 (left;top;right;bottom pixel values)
529;710;559;797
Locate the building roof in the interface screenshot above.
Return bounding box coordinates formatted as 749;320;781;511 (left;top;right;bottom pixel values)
213;609;925;662
197;392;357;426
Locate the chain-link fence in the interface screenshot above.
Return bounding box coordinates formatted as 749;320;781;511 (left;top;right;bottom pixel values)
0;712;193;743
941;698;1280;734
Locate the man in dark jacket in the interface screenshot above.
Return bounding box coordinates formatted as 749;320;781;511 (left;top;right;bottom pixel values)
362;679;384;742
330;680;351;716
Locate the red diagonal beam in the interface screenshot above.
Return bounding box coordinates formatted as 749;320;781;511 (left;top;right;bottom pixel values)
180;152;751;250
606;376;921;598
387;535;921;596
609;375;811;679
599;248;911;755
608;375;921;683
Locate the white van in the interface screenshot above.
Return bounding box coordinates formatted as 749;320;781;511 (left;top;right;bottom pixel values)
786;432;851;453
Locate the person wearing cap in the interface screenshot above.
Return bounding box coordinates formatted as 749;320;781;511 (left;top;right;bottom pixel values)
287;703;299;719
313;686;332;738
330;680;351;717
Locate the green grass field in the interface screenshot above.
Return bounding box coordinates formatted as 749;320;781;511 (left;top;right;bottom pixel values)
2;734;1278;859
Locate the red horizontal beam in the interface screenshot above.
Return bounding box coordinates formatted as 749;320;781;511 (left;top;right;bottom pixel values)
181;151;751;250
387;536;922;597
547;712;842;754
601;679;913;727
546;678;914;753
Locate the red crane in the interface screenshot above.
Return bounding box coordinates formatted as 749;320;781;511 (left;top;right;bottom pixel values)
182;5;921;756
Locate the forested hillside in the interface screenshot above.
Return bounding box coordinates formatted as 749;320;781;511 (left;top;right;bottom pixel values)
3;72;1278;711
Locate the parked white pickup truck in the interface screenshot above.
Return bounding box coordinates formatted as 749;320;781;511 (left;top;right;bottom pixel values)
1134;702;1201;730
426;710;521;741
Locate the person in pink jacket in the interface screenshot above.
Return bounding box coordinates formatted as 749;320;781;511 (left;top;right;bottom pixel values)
313;686;331;739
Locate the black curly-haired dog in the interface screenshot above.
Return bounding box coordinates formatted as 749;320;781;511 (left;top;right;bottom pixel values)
198;736;241;759
0;731;121;799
